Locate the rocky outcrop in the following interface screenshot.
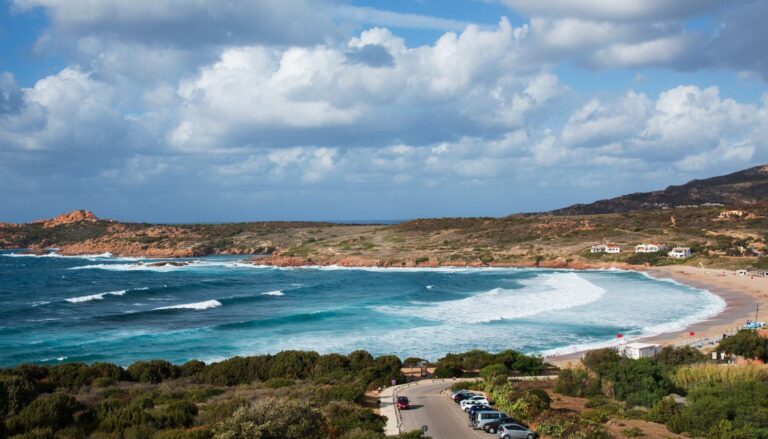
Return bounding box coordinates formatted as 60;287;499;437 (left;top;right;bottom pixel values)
35;210;100;228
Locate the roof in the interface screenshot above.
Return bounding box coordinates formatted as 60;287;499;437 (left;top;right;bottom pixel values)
625;342;659;349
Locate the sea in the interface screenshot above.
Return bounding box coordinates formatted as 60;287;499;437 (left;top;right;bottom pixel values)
0;250;726;367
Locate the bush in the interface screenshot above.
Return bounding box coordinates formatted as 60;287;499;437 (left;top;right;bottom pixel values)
718;330;768;361
6;393;80;433
268;351;319;379
0;374;38;417
646;397;678;424
153;428;213;439
480;363;508;382
671;364;768;389
554;368;601;398
347;351;374;372
156;400;199;429
339;428;383;439
323;401;385;436
200;356;271;386
621;426;645;437
582;348;621;377
432;362;462;379
128;360;180;384
212;397;326;439
654;346;707;367
180;360;206;378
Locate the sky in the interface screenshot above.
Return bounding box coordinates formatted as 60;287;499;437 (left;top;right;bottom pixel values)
0;0;767;223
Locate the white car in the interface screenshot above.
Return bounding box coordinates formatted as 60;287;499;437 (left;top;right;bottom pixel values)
460;396;489;410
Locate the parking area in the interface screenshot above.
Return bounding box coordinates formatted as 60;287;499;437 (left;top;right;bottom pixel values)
397;381;488;439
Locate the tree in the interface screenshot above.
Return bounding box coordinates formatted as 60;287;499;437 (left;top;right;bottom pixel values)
213;398;326;439
718;330;768;361
347;351;374;371
654;346;707;367
582;348;621;377
6;393;81;433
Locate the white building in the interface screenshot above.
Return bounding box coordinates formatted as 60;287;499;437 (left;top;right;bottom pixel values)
635;244;666;253
591;244;620;253
620;342;661;359
668;247;692;259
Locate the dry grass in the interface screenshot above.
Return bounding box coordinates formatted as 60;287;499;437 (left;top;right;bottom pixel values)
670;364;768;389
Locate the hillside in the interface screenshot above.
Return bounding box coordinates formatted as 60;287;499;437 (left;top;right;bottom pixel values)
551;164;768;215
2;165;768;269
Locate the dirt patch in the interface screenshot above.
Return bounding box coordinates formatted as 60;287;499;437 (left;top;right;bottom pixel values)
606;419;686;439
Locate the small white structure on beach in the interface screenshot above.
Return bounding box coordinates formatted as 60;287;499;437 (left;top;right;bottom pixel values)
605;245;621;254
620;342;661;359
668;247;692;259
635;244;666;253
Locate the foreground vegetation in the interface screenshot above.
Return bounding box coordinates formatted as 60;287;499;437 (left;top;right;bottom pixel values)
0;349;548;438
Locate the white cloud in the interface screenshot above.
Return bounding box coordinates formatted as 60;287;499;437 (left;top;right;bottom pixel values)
500;0;721;21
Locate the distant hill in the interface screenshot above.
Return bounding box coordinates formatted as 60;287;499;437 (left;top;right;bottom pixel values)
550;164;768;215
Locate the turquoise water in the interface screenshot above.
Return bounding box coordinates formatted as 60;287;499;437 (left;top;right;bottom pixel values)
0;251;725;366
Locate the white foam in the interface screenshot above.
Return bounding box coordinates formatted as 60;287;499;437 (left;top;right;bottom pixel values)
66;290;127;303
261;290;284;296
426;285;434;289
154;300;222;311
69;259;255;272
375;272;606;324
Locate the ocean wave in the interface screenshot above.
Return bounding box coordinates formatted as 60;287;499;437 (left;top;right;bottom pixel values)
261;290;284;296
65;286;152;304
154;300;222;311
2;251;146;261
374;272;606;324
69;259;257;272
66;290;127;303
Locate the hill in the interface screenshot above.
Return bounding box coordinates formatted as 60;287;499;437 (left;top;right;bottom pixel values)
550;164;768;215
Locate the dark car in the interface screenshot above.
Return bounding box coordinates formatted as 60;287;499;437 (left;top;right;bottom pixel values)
396;396;410;410
482;416;523;434
453;392;476;403
467;404;493;417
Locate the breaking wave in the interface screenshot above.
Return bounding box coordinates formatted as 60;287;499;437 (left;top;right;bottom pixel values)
65;287;150;304
261;290;284;296
375;272;606;324
154;300;222;311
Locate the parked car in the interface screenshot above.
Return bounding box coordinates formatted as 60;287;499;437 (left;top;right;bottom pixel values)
396;396;410;410
451;389;474;399
482;416;522;434
453;392;477;403
466;404;493;417
460;396;489;410
498;423;536;439
471;410;505;429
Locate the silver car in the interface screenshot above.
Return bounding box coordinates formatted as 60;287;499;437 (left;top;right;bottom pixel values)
498;423;536;439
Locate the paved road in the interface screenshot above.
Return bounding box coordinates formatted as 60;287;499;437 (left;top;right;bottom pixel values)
398;381;488;439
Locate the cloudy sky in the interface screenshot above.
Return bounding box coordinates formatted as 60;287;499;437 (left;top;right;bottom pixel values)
1;0;767;222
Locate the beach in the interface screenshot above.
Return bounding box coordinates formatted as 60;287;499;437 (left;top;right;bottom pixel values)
547;265;768;366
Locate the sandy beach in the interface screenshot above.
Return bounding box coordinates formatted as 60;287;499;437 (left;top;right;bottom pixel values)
548;265;768;366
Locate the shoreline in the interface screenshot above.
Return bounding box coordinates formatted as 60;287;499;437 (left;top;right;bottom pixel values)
546;265;766;366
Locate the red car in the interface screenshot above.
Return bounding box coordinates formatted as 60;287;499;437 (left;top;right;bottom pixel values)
396;396;410;410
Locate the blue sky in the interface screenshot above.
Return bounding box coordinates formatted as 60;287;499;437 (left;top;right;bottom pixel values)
0;0;767;223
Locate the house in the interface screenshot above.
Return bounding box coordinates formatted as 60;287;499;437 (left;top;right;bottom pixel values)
591;244;620;253
620;342;661;359
718;210;745;219
737;269;748;276
668;247;692;259
635;243;666;253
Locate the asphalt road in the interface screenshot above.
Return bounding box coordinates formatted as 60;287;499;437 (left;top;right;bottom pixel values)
398;381;489;439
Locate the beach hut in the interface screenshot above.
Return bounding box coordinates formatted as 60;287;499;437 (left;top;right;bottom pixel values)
668;247;692;259
620;342;660;359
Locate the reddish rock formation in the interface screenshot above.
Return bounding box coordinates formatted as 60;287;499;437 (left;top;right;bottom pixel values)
35;210;100;228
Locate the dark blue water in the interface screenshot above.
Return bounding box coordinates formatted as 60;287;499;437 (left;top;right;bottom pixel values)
0;251;725;366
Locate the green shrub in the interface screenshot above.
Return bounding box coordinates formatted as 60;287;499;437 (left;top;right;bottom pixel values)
10;427;55;439
6;393;80;433
153;428;213;439
480;363;508;382
654;346;707;367
646;397;678;424
268;351;319;379
347;351;374;372
621;426;645;437
718;330;768;361
180;361;206;378
128;360;180;384
582;348;621;377
554;368;601;398
433;362;463;379
200;356;271;386
212;397;326;439
339;428;383;439
0;374;39;417
323;401;385;436
156;400;198;429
